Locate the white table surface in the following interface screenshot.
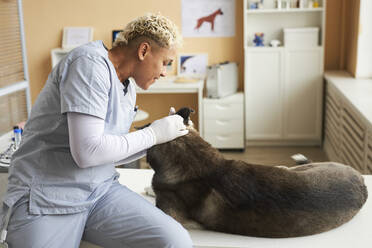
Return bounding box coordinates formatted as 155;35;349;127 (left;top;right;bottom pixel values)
117;168;372;248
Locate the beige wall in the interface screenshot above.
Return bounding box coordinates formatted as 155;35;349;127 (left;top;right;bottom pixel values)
23;0;244;129
23;0;360;128
325;0;360;74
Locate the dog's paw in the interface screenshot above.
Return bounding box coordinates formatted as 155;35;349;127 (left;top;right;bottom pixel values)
181;220;205;230
276;165;289;169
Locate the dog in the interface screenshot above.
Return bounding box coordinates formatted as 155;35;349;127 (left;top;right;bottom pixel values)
144;107;368;238
195;8;223;31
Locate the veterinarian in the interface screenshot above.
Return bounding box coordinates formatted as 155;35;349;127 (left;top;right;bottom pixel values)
0;13;192;248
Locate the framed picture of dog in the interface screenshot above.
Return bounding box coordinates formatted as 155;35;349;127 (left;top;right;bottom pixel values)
177;53;208;78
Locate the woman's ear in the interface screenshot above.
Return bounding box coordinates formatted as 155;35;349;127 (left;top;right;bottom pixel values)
138;42;150;61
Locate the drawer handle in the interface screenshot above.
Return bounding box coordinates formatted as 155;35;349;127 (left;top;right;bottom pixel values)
215;104;230;110
216;135;229;140
216;120;229;125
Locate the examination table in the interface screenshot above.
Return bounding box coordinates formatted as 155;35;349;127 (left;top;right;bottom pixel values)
1;169;371;248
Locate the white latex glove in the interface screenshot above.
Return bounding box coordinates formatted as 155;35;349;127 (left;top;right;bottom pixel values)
149;115;189;145
169;107;176;115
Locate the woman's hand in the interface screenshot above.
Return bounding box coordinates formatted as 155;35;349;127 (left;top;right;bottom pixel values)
149;114;188;145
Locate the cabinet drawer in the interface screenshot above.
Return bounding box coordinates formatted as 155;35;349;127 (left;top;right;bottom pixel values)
367;131;372;174
204;119;243;134
340;104;366;172
204;103;243;119
204;133;244;149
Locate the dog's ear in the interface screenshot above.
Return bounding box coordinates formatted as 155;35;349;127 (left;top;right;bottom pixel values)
175;107;195;125
135;107;195;130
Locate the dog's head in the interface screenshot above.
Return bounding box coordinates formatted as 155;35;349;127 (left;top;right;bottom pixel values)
135;107;195;130
174;107;195;127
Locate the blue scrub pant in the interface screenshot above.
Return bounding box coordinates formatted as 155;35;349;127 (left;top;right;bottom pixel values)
1;181;193;248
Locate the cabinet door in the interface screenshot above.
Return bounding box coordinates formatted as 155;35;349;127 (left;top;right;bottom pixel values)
245;48;284;140
284;48;323;141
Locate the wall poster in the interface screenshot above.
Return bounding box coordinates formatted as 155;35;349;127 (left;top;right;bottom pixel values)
182;0;235;37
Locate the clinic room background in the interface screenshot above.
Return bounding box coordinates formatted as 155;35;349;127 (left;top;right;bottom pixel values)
21;0;357;131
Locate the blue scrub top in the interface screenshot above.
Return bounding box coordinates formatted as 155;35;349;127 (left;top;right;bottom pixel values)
4;41;137;214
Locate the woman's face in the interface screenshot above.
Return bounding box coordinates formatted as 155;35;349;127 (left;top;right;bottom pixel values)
133;44;176;90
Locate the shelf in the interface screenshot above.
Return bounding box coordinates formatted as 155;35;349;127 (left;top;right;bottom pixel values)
244;46;323;50
246;7;323;14
244;46;284;51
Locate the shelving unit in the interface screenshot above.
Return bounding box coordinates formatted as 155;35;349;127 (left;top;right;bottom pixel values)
244;2;325;47
243;0;326;145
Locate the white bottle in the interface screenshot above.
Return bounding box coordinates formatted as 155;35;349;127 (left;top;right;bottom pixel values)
299;0;305;8
308;0;314;8
13;128;22;150
276;0;282;9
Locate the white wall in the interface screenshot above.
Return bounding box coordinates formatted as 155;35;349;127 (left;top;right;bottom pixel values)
356;0;372;78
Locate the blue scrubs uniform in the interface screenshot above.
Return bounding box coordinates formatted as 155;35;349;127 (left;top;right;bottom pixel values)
0;41;192;248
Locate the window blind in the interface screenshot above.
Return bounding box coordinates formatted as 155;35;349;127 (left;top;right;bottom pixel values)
0;0;25;88
0;0;29;136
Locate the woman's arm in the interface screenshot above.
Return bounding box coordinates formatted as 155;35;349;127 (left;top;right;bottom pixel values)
67;112;155;168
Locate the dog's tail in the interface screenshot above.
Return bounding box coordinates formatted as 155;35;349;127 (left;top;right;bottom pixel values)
291;153;312;165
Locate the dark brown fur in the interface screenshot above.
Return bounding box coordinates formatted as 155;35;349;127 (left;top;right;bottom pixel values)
146;108;368;238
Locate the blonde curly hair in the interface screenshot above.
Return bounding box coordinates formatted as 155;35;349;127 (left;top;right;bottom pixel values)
113;13;182;49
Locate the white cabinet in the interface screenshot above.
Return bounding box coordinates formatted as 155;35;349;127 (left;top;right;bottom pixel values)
203;93;244;149
324;72;372;174
368;130;372;174
243;0;326;145
51;48;72;68
284;47;323;140
245;48;283;140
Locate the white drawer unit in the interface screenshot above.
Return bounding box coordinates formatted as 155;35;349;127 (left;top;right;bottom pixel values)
367;130;372;174
203;93;244;149
324;72;372;174
324;83;342;161
340;104;366;172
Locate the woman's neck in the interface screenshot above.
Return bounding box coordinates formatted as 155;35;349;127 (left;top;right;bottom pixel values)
108;46;134;82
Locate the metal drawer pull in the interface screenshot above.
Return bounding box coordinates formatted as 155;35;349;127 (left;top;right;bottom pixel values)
215;104;230;110
216;135;230;140
216;120;229;125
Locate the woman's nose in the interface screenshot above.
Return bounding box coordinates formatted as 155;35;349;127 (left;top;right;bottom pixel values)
160;66;167;77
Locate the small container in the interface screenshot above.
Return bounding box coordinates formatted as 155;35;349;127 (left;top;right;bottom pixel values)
283;0;290;9
299;0;305;8
284;27;319;48
290;0;298;8
276;0;282;9
14;128;22;150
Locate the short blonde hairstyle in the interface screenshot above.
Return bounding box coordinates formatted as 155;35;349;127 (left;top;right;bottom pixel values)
113;13;182;49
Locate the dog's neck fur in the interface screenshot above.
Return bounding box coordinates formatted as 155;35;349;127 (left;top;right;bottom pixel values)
147;129;225;184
